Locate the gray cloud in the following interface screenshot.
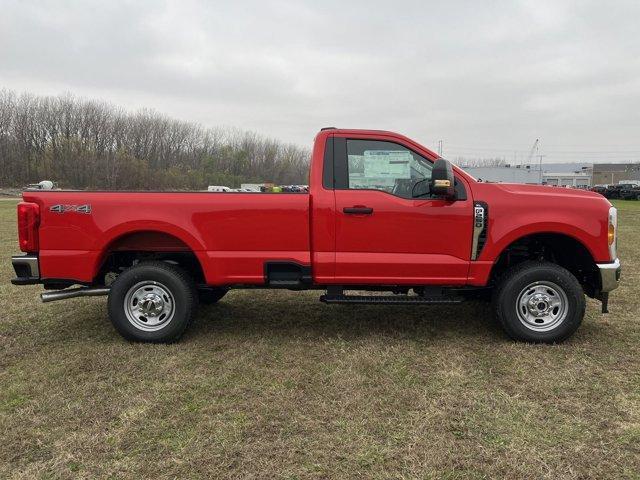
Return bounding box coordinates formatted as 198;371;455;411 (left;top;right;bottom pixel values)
1;0;639;161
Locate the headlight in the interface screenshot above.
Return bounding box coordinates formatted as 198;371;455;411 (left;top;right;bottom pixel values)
608;206;617;260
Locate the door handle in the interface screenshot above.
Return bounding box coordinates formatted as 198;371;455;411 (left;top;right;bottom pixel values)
343;206;373;215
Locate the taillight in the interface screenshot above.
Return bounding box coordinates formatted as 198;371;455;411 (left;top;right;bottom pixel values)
608;206;617;260
17;202;40;252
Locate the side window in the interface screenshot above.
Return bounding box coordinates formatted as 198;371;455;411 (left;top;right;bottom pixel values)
346;139;432;198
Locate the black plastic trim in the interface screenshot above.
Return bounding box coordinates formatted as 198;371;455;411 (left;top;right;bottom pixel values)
343;207;373;215
333;137;348;190
454;178;467;201
11;277;41;285
264;261;313;288
11;277;84;288
472;201;489;259
320;294;463;304
322;136;334;189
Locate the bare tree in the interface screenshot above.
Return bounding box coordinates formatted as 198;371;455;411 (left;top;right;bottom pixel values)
0;90;310;190
453;156;508;168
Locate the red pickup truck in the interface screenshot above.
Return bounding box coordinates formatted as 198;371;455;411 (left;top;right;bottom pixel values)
12;128;620;343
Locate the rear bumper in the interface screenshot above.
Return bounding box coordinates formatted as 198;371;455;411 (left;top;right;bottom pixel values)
11;254;40;285
597;258;621;293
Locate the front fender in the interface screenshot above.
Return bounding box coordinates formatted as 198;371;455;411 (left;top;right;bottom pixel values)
483;221;603;263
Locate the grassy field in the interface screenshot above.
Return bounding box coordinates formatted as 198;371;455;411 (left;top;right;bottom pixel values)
0;199;638;479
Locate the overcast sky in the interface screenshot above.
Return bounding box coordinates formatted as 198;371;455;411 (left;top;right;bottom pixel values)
1;0;639;162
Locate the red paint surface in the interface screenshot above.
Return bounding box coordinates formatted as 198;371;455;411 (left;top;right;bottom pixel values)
19;129;613;287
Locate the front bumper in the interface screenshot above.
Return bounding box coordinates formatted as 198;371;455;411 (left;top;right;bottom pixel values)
11;254;40;285
597;258;621;293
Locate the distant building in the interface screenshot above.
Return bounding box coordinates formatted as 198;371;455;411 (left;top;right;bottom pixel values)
461;165;542;184
540;162;592;173
543;171;591;187
461;162;640;186
461;163;593;186
592;163;640;186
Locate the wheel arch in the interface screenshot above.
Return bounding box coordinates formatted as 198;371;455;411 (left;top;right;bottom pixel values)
488;231;600;297
93;228;207;285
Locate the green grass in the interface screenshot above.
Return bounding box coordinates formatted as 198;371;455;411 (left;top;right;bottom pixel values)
613;198;640;211
1;198;639;479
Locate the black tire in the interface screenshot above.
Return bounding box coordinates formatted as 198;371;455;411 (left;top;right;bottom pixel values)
107;261;197;343
492;261;585;343
198;287;228;305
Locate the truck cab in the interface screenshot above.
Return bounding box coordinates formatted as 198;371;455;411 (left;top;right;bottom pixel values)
12;128;621;344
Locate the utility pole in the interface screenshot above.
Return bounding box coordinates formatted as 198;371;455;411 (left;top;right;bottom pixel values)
438;140;443;156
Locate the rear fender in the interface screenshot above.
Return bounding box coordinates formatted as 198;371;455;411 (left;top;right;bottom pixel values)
92;221;207;280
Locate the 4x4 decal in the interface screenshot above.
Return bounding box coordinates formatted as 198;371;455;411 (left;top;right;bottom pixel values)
50;204;92;214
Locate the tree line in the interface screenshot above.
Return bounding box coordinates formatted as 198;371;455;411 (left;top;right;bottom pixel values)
452;157;508;168
0;89;310;190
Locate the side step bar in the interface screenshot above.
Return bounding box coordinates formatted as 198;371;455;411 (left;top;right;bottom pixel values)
320;294;463;305
41;287;110;303
268;280;307;288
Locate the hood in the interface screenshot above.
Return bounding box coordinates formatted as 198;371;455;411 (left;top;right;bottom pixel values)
487;183;605;200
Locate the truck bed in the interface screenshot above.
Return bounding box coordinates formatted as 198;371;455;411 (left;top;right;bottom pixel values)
23;191;311;285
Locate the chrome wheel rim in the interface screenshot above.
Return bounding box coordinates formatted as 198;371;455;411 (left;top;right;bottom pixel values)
124;281;175;332
516;281;568;332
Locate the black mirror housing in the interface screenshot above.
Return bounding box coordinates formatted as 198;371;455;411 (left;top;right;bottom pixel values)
430;159;456;199
411;178;430;198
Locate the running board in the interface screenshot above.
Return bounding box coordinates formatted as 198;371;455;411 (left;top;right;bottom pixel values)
268;280;306;288
320;294;464;305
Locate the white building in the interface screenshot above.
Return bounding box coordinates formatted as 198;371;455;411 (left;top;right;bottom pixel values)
542;172;591;187
461;163;592;187
461;165;543;184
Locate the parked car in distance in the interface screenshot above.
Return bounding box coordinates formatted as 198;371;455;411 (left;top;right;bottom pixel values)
12;128;621;344
603;184;623;199
619;184;640;200
590;185;609;195
605;183;640;200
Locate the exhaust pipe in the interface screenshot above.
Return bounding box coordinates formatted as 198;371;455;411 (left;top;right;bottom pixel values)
41;287;110;303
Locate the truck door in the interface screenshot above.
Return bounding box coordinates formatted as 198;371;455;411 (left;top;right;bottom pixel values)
331;135;473;285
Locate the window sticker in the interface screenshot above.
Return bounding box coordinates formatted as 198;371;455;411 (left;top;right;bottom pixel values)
363;150;412;179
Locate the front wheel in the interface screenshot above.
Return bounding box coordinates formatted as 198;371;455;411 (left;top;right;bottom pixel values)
107;261;197;343
492;261;585;343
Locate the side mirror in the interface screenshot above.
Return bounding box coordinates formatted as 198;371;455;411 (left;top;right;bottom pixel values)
430;159;456;199
411;178;430;198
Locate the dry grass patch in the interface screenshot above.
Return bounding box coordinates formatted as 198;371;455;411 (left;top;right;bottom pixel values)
0;199;638;479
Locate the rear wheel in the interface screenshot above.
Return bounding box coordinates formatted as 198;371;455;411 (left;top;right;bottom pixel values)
492;261;585;343
107;261;197;342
